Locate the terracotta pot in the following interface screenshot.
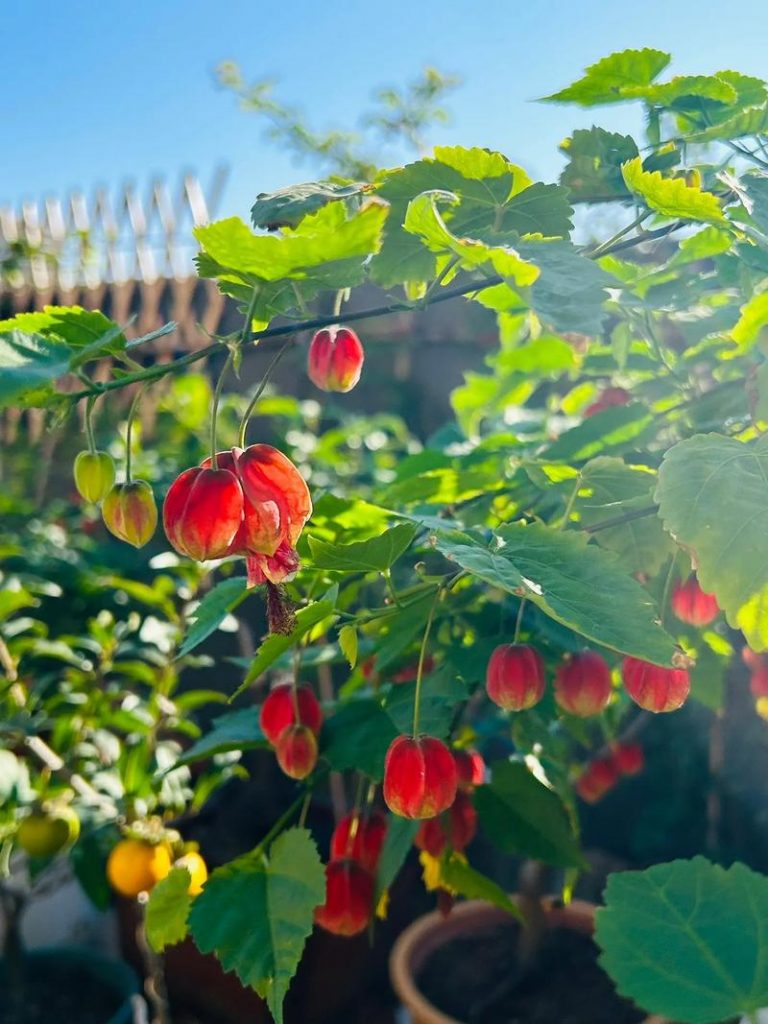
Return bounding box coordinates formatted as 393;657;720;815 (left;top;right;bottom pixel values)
389;897;667;1024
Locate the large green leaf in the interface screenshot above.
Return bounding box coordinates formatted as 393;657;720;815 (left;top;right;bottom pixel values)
188;828;324;1024
730;290;768;351
435;523;676;664
174;707;265;768
0;331;71;409
308;523;417;572
251;181;369;229
146;867;193;951
576;457;672;574
474;761;585;868
655;432;768;650
321;698;398;780
440;854;522;919
375;816;420;900
622;157;727;224
559;127;638;202
544;48;671;106
596;857;768;1023
177;577;249;658
516;240;618;334
545;403;654;462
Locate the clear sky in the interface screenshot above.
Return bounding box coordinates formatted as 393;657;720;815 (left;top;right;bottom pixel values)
4;0;768;222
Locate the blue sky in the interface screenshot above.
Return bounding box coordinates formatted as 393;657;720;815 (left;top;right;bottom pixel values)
4;0;768;221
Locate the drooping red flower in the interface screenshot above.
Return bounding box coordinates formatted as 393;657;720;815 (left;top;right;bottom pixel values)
453;749;485;791
314;860;374;936
330;811;387;873
274;724;318;779
383;735;458;820
671;576;719;627
575;756;620;803
259;684;323;745
102;481;158;548
554;651;612;717
308;326;365;393
584;387;630;417
485;644;546;712
163;467;244;560
622;657;690;713
414;791;477;857
611;741;644;776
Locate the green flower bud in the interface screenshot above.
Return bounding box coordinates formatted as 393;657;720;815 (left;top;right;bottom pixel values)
73;450;116;503
102;480;158;548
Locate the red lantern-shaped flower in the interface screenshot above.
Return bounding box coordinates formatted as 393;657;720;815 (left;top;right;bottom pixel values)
274;724;318;780
611;741;644;776
259;684;323;745
330;811;387;873
163;466;244;560
314;860;374;937
414;791;477;857
485;644;546;712
671;576;719;627
308;326;365;393
584;387;630;417
622;657;690;713
575;756;620;804
453;749;485;791
383;735;457;820
554;651;612;717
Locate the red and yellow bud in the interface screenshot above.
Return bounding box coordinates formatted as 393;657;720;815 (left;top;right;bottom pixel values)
308;326;365;393
555;651;612;717
485;644;546;712
671;576;719;627
274;724;318;780
622;657;690;713
383;735;458;820
74;450;115;503
330;810;387;873
314;860;374;937
259;684;323;745
611;741;644;777
453;748;485;791
163;466;244;561
102;480;157;548
414;791;477;857
575;756;620;804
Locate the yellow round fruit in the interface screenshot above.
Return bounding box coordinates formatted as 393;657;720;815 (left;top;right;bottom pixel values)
17;807;80;858
106;838;172;898
175;851;208;895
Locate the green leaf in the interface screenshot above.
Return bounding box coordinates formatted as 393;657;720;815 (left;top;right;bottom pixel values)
596;857;768;1023
626;74;738;108
435;524;675;665
188;828;324;1024
655;432;768;651
516;240;618;335
0;331;71;409
544;48;671;106
236;598;337;695
685;103;768;143
321;699;398;780
545;403;654;462
440;854;522;920
338;624;358;668
251;181;369;229
731;290;768;351
308;523;417;572
0;306;126;353
559;127;638;202
145;868;193;952
173;707;265;768
622;157;726;224
576;457;672;575
474;761;585;868
375;816;420;900
177;577;249;658
382;669;466;738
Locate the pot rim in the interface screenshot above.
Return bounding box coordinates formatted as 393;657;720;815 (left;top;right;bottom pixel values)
389;897;666;1024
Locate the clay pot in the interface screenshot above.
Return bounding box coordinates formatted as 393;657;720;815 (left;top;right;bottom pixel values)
389;897;667;1024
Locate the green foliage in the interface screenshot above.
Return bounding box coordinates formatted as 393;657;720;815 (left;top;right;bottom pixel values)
622;157;727;224
596;857;768;1023
440;854;522;919
174;708;265;767
544;48;671;106
146;868;194;951
188;828;324;1024
308;523;417;572
177;577;249;657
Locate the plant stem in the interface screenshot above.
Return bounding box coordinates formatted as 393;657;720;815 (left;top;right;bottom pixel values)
124;386;146;483
559;473;583;530
659;550;680;632
412;586;442;737
513;598;526;644
210;350;234;468
85;395;97;452
584;504;659;534
238;339;292;448
136;904;172;1024
384;570;402;608
586;210;650;258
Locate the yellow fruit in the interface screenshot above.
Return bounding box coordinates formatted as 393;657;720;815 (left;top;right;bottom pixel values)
175;851;208;895
107;838;172;898
74;450;116;503
17;807;80;858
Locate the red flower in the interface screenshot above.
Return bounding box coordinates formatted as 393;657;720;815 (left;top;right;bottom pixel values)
671;576;719;627
330;811;387;873
163;467;244;560
622;657;690;713
308;326;365;393
314;860;374;936
102;481;158;548
554;651;612;717
453;749;485;791
414;792;477;857
485;644;546;711
584;387;630;417
274;724;318;779
575;756;619;803
611;741;644;776
383;735;458;820
259;684;323;745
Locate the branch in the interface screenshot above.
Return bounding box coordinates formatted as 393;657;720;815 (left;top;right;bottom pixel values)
583;504;659;534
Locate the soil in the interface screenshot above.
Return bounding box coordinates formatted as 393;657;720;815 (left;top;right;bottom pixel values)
0;959;126;1024
416;923;647;1024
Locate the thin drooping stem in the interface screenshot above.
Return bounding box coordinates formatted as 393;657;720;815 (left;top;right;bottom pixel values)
659;550;680;632
586;210;650;258
124;386;147;483
209;350;235;468
513;598;526;644
238;339;292;448
136;905;172;1024
412;587;442;737
559;472;583;530
84;395;97;452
